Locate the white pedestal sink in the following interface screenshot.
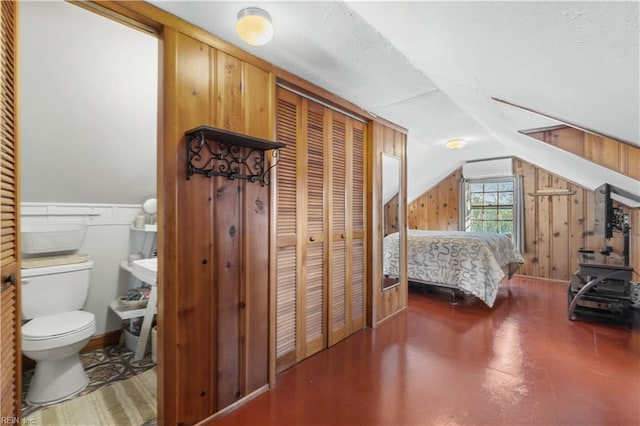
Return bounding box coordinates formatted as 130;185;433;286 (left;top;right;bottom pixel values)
131;257;157;286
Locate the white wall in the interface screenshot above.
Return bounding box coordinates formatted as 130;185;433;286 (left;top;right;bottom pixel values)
18;1;158;336
19;0;157;204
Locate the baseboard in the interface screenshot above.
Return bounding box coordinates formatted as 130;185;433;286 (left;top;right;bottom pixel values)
197;384;269;425
82;330;122;353
22;330;122;372
374;306;407;327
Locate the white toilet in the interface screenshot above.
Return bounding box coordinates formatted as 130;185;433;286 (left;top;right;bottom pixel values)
21;223;96;406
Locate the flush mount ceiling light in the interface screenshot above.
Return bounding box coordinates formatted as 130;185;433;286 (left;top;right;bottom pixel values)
445;138;467;149
236;7;273;46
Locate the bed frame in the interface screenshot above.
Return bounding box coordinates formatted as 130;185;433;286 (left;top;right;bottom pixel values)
407;262;521;305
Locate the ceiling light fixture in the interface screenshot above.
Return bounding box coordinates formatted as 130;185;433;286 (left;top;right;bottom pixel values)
236;7;273;46
445;138;467;149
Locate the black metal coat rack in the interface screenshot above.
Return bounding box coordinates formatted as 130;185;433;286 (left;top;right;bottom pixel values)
185;125;285;185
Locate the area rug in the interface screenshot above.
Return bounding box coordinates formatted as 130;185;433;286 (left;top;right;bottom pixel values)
25;368;156;426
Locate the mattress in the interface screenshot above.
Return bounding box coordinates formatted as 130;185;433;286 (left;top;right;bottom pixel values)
384;230;524;307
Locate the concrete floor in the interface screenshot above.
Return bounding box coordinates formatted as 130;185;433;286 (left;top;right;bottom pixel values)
213;276;640;425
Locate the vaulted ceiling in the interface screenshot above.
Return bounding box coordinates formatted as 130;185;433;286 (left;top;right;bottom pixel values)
150;1;639;203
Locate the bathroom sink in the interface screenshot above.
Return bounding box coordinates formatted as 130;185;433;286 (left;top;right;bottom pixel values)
131;258;157;285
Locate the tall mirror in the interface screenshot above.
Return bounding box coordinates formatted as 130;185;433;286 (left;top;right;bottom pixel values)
382;153;401;290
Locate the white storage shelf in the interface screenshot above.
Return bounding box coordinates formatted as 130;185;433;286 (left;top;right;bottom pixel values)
109;299;157;320
110;225;157;361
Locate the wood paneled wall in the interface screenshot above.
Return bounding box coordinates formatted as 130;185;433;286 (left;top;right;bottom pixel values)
408;169;462;231
408;159;639;281
368;122;408;326
524;125;640;180
158;29;275;424
525;126;640;269
163;29;274;424
514;159;638;279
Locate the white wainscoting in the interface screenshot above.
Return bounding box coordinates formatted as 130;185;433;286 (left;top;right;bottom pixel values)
21;202;149;335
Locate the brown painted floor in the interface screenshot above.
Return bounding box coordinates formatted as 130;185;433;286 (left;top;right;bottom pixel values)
214;276;640;426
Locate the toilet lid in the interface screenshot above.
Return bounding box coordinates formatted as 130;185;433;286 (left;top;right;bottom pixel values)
22;311;95;340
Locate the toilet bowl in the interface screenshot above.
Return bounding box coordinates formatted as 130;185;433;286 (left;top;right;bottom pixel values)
22;311;96;405
21;252;95;406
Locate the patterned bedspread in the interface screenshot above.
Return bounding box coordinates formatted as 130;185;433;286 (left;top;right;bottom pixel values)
384;230;524;307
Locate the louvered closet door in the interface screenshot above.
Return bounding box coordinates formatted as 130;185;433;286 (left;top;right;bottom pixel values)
275;88;328;370
275;87;365;368
349;122;366;332
328;114;366;345
328;113;348;345
301;101;327;358
0;0;20;417
275;88;300;372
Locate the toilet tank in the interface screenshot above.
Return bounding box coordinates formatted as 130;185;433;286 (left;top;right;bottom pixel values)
21;223;87;255
21;258;94;320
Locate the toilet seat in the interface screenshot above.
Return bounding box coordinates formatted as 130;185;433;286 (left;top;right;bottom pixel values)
22;311;95;352
23;311;94;339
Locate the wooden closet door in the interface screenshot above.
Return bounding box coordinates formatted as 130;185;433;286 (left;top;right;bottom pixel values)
301;101;327;358
274;88;300;372
275;88;365;367
275;89;329;371
0;0;21;417
328;114;366;345
328;113;348;345
349;122;366;333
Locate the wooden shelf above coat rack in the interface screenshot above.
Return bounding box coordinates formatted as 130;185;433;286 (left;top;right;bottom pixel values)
185;125;285;184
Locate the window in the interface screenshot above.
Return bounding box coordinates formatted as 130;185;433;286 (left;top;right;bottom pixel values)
467;179;514;233
460;175;524;253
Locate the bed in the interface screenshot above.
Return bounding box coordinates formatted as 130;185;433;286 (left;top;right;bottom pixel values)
383;230;524;307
